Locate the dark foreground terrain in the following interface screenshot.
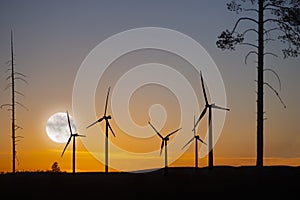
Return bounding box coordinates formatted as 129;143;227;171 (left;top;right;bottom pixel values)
1;166;299;199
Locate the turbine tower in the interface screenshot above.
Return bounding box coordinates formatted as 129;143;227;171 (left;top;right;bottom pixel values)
61;110;85;174
148;121;181;176
192;71;229;169
182;115;206;169
86;87;116;174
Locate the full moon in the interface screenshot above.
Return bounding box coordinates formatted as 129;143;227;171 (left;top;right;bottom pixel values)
45;112;77;143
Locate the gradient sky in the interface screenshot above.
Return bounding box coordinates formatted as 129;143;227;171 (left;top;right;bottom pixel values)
0;0;300;173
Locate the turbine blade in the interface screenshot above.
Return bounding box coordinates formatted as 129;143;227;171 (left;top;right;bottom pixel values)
104;87;111;116
192;107;207;132
77;134;86;137
107;122;116;137
160;140;164;156
61;136;72;157
182;137;194;149
166;128;181;138
86;117;103;129
193;115;196;136
148;121;163;139
212;104;230;111
86;120;98;129
66;110;73;135
200;71;209;105
197;137;207;145
98;117;104;123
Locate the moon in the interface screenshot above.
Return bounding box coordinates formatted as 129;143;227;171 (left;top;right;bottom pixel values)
45;112;77;143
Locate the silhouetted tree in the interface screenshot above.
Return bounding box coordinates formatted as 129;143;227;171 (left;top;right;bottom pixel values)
51;162;61;173
216;0;300;167
1;30;28;173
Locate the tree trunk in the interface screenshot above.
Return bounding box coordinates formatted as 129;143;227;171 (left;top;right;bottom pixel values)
11;31;16;174
257;0;264;167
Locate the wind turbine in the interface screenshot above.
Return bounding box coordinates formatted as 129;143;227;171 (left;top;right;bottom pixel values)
148;121;181;176
86;87;116;174
61;110;86;174
192;71;230;169
182;115;206;169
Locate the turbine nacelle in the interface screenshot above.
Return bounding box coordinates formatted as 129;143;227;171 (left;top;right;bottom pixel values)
148;121;181;155
195;135;206;145
72;133;85;137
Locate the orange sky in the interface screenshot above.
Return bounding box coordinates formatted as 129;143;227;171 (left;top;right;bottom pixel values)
2;138;300;173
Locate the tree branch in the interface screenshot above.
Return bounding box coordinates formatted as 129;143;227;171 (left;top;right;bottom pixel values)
15;101;29;111
14;72;26;78
231;17;259;33
264;27;283;35
15;91;25;97
245;51;258;64
243;8;258;13
264;18;281;24
4;84;12;91
6;75;12;81
0;103;13;109
243;28;259;36
15;125;23;131
15;77;29;85
264;82;286;108
263;52;278;58
264;38;276;43
264;7;279;13
264;68;282;91
264;3;289;11
240;42;259;48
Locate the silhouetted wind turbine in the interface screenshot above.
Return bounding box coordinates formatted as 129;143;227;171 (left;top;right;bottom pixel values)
148;121;181;176
192;71;230;169
86;87;116;174
61;110;85;174
182;115;206;169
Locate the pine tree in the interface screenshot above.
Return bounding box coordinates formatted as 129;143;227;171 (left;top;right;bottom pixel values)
216;0;300;167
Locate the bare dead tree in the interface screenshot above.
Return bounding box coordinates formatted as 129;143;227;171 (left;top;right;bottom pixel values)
1;30;28;173
216;0;300;167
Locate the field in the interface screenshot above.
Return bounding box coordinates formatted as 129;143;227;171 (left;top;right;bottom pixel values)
1;166;299;199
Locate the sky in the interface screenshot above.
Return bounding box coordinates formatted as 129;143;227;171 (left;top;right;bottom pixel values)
0;0;300;173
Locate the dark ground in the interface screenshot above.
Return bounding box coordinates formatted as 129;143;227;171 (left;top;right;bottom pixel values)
1;166;299;199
